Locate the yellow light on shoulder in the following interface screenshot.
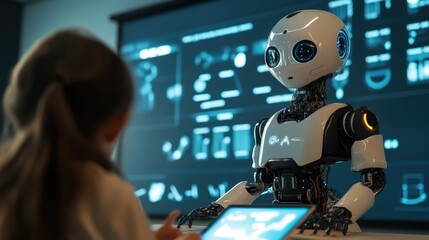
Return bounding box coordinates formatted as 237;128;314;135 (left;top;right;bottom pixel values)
363;113;374;130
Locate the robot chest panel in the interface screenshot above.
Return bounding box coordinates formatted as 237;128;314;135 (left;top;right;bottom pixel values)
256;103;346;167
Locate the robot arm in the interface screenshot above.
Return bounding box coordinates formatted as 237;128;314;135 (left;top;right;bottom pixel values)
302;107;387;235
333;107;387;226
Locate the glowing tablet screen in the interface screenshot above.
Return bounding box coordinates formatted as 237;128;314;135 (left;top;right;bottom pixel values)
201;205;314;240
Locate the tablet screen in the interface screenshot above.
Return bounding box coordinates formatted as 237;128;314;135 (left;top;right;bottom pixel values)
201;204;315;240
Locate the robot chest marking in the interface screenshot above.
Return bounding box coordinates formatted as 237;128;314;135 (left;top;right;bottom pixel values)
257;103;346;167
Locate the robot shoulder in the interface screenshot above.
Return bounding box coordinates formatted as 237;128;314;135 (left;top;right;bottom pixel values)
254;118;269;145
343;107;380;141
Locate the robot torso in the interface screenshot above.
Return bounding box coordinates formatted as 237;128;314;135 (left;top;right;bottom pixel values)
253;103;351;168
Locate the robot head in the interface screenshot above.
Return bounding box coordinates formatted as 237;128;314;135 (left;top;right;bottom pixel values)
265;9;350;89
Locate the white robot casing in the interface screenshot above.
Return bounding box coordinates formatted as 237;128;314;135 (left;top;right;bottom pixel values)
266;9;350;88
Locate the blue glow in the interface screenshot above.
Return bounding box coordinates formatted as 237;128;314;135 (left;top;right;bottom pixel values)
167;84;182;100
196;115;210;123
266;94;293;104
184;184;198;199
233;124;251;131
162;136;190;161
234;150;249;157
384;41;392;50
212;131;230;159
214;151;227;159
365;69;391;90
253;86;272;95
379;53;391;61
135;188;147;197
193;127;210;134
365;30;379;38
199;73;212;81
139;45;172;60
193;93;211;102
379;27;391;35
365;28;391;39
232;123;251;159
213;126;230;133
217;112;234;121
200;99;226;110
180;136;189;145
400;173;427;205
167;185;183;202
384;139;399;149
329;0;352;8
157;45;172;56
162;142;172;152
257;64;269;73
365;53;391;64
195;152;208;160
218;69;234;78
364;0;389;20
408;20;429;31
148;183;165;203
407;46;428;56
252;40;267;56
193;129;210;161
336;89;344;99
407;0;419;5
194;80;207;93
407;62;418;82
208;183;228;198
409;37;415;45
172;150;182;160
221;90;240;98
406;46;429;83
234;52;247;68
182;22;253;44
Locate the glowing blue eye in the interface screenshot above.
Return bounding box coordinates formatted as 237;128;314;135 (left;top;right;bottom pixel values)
292;40;317;63
337;29;349;59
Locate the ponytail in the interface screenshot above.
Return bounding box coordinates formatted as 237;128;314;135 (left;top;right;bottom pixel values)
0;82;114;239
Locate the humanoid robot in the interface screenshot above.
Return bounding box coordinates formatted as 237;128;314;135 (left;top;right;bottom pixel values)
177;9;387;235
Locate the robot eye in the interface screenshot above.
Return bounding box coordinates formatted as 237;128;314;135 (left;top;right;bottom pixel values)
292;40;317;63
265;46;280;68
337;29;350;60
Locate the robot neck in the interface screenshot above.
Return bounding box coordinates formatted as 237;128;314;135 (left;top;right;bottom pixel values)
279;76;328;123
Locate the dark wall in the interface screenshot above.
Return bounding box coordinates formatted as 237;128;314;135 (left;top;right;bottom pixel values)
0;1;22;133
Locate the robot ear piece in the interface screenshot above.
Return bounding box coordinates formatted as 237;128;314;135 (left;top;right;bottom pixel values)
265;46;280;68
337;29;350;60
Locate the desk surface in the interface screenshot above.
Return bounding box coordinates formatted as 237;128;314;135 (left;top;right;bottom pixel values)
169;224;429;240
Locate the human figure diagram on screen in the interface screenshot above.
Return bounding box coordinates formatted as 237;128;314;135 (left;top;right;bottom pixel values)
177;9;387;236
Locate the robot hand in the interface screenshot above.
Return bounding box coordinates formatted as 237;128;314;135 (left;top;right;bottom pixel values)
299;207;352;236
176;202;224;229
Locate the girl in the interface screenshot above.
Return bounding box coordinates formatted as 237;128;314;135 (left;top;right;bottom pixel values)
0;28;199;240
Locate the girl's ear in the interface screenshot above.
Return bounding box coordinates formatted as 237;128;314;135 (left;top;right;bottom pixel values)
103;112;129;143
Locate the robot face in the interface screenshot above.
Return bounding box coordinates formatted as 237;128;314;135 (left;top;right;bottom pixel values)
265;10;350;89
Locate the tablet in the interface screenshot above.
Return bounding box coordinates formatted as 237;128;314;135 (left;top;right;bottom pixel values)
201;204;315;240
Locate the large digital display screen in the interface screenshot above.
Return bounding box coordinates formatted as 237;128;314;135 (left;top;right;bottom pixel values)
114;0;429;225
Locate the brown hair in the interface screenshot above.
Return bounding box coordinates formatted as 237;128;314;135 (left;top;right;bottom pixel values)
0;29;133;239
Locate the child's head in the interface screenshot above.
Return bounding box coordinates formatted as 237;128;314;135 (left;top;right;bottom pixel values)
3;28;133;142
0;28;134;239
